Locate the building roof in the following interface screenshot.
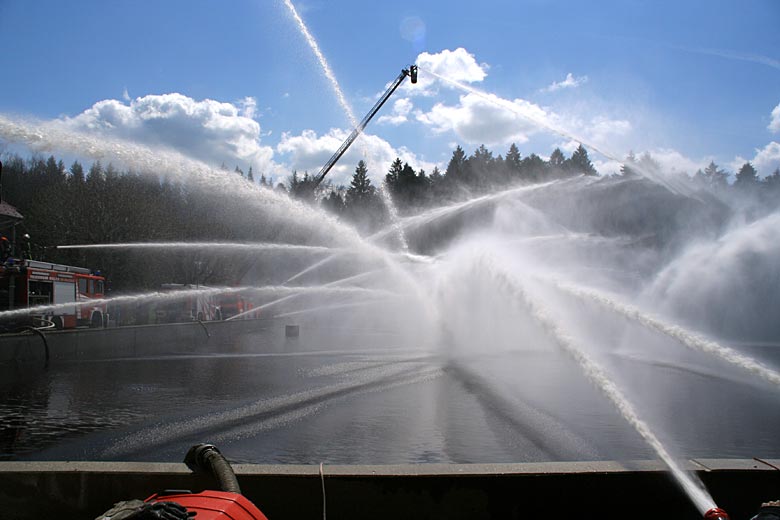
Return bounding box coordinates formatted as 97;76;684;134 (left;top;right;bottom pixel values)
0;200;24;233
0;201;23;220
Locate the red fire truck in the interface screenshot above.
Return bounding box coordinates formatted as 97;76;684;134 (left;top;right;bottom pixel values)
0;259;107;329
153;284;221;323
217;292;254;320
149;285;254;323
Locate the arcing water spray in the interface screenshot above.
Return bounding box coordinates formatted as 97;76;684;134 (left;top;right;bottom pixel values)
475;255;720;516
551;279;780;387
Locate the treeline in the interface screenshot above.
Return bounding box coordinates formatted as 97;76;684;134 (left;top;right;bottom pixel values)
1;142;778;290
0;155;275;290
284;143;600;232
287;143;780;232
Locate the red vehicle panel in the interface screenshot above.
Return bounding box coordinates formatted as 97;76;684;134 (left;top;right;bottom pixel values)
0;259;107;329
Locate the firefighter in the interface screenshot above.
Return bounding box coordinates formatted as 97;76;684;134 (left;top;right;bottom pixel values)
753;501;780;520
0;236;10;262
20;234;32;260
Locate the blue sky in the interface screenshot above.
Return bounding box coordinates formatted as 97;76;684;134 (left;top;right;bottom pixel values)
1;0;779;184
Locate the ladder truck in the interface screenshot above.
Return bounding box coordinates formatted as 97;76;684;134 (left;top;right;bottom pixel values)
311;65;418;189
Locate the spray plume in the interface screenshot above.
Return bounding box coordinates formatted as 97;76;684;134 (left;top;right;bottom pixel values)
58;242;337;254
281;0;358;127
479;257;716;515
551;280;780;387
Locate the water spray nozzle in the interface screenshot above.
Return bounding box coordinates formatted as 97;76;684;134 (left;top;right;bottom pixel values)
409;65;418;84
704;507;730;520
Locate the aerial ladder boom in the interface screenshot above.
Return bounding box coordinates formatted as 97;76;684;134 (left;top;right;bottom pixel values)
312;65;418;188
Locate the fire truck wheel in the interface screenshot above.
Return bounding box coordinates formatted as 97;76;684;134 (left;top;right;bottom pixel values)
90;312;103;328
52;316;64;330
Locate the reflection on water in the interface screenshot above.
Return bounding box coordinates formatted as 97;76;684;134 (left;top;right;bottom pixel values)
1;343;779;463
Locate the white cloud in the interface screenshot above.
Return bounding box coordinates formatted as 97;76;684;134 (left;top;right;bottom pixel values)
276;128;343;174
377;98;413;126
276;128;436;185
552;116;633;154
62;93;278;174
542;73;588;93
415;92;552;146
644;148;709;177
237;96;258;119
402;47;488;96
733;142;780;176
554;140;580;154
754;141;780;174
592;158;623;176
409;65;637;159
586;116;632;143
554;144;708;178
769;102;780;133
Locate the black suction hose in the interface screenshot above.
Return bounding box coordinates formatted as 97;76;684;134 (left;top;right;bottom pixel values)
18;326;50;368
184;444;241;494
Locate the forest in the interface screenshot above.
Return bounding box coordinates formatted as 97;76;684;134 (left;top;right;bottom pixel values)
1;142;778;292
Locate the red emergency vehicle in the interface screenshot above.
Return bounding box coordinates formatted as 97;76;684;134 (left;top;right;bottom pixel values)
217;292;254;320
151;285;254;323
154;283;221;323
0;259;107;329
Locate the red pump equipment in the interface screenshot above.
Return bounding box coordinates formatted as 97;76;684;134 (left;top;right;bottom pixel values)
704;507;730;520
147;444;268;520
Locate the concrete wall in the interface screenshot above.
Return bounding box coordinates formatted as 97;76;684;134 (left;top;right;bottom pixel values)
0;459;777;520
0;317;423;364
0;319;283;364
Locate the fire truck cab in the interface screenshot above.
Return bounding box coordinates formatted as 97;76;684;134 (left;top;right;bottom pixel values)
0;259;107;329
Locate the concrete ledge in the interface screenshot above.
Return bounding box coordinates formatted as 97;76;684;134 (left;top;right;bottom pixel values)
2;458;777;475
0;318;279;364
1;460;777;519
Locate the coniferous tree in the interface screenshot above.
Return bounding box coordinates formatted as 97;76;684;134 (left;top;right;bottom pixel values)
346;160;374;204
567;144;598;176
759;167;780;208
549;148;566;168
287;171;317;202
445;146;467;187
321;189;345;216
734;162;759;189
521;153;547;181
765;168;780;189
87;161;104;183
385;158;403;188
637;153;660;177
345;160;384;231
45;155;65;181
69;161;85;184
620;152;639;178
396;162;418;207
465;144;495;190
505;143;522;179
105;162;119;181
548;148;567;178
429;166;446;199
698;161;729;190
247;167;255;183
